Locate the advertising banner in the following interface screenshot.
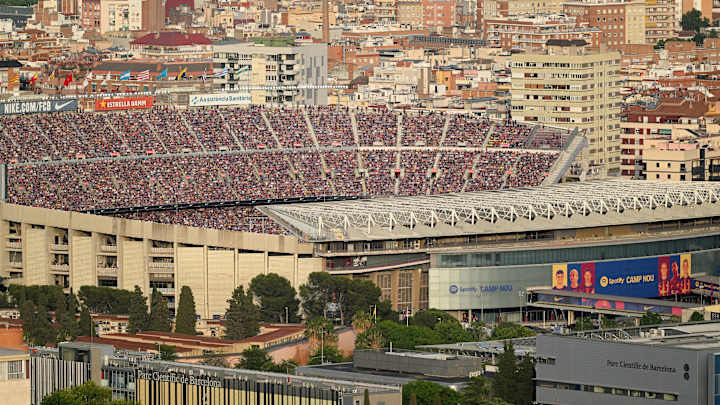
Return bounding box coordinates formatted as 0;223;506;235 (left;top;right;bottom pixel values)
536;293;683;315
552;254;692;298
0;99;77;115
95;96;153;111
189;92;251;107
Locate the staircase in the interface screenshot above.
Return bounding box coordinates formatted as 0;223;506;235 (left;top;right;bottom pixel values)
142;116;169;154
303;109;338;195
481;123;495;148
461;153;484;192
349;111;361;147
260;110;285;149
179;114;207;153
541;133;588;185
396;113;404;147
438;114;451;146
216;112;245;150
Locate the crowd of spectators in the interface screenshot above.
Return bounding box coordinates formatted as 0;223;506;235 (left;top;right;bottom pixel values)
118;207;288;234
266;108;313;148
430;152;475;194
443;114;492;147
3;107;567;234
505;153;557;188
357;108;398;146
398;151;436;196
309;106;355;147
485;121;533;149
401;112;445;146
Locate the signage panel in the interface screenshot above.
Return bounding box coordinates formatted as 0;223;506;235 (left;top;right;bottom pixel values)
189;92;251;107
0;99;77;115
95;96;153;111
552;254;692;298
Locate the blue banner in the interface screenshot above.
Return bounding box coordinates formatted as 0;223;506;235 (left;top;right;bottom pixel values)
552;254;692;298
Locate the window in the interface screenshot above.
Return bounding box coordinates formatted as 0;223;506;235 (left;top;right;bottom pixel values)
398;272;413;310
7;360;23;380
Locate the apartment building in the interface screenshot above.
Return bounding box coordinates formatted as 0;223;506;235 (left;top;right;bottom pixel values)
80;0;100;31
0;203;321;320
563;1;646;47
510;40;622;173
621;98;708;178
212;38;328;105
421;0;456;29
99;0;163;34
0;348;28;405
483;14;601;51
374;0;397;23
477;0;565;28
645;0;676;44
397;0;423;26
644;141;720;181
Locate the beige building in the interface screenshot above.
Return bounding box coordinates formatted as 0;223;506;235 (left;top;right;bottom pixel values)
99;0;163;34
510;40;622;174
374;0;397;23
478;0;566;27
645;0;676;44
212;39;328;106
0;203;322;319
397;0;423;26
0;348;29;405
644;141;720;181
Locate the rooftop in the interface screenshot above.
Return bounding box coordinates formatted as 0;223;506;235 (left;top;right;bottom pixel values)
261;179;720;242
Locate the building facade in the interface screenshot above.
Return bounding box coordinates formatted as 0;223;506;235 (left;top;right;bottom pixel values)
510;40;622;173
0;348;28;405
483;14;601;51
0;203;322;319
212;39;328;106
563;1;646;47
31;342;401;405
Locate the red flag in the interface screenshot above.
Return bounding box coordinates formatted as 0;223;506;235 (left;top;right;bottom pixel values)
29;73;38;84
63;73;73;87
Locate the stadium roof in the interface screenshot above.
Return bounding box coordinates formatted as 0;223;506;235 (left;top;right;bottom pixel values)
260;180;720;242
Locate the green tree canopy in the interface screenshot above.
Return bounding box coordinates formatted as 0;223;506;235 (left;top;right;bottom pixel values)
459;376;492;405
57;292;79;342
492;342;517;404
402;381;460;405
409;309;455;329
299;272;381;325
690;311;705;322
237;346;276;371
158;344;177;361
174;286;197;335
308;344;345;365
78;305;96;337
77;286;135;314
681;9;710;32
127;286;150;334
148;289;172;332
640;311;663;326
224;286;260;340
40;381;134;405
490;322;535;340
249;273;300;323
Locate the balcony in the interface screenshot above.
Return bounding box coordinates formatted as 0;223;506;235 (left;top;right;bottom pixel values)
50;264;70;273
50;243;69;251
151;247;173;255
97;267;118;277
156;288;175;295
149;261;174;269
8;261;22;268
100;245;118;253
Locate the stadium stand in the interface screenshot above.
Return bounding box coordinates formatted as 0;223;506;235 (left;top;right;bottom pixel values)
1;107;568;234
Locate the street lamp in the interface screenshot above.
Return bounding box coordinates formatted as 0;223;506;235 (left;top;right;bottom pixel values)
518;289;527;323
284;306;289;324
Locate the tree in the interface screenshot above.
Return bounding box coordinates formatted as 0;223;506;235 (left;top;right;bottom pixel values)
57;293;79;342
375;320;443;350
148;289;172;332
355;326;384;350
364;389;370;405
175;286;197;335
40;381;134;405
304;318;338;351
459;376;492;405
127;286;150;334
402;381;460;405
299;272;381;325
639;311;663;326
79;305;96;337
410;309;455;329
200;353;229;368
516;356;535;405
432;394;440;405
601;317;617;329
237;346;275;371
574;316;594;331
157;344;177;361
690;311;705;322
249;273;300;323
434;319;472;343
492;342;517;405
224;286;260;340
19;300;38;344
77;286;135;315
490;322;535;340
352;311;373;333
27;302;55;346
308;344;344;365
681;9;709;33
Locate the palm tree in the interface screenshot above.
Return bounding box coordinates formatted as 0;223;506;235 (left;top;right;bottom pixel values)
352;311;372;333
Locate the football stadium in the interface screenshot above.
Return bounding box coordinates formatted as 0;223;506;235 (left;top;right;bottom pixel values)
1;105;718;324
